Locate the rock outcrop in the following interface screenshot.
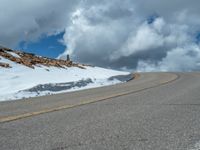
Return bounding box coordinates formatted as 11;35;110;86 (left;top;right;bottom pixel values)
0;46;86;69
0;62;10;68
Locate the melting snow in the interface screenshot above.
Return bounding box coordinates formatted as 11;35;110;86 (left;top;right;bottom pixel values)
0;56;130;101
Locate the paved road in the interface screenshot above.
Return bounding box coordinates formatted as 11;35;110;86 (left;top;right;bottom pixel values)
1;72;200;150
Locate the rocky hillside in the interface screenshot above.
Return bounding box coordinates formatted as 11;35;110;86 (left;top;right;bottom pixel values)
0;45;131;101
0;46;85;69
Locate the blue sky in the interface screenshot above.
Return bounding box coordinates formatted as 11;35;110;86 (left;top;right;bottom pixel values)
17;32;65;58
1;0;200;71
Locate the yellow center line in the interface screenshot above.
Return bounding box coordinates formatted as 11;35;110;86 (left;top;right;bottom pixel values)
0;73;178;123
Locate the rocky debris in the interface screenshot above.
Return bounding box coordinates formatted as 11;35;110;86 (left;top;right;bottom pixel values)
0;62;10;68
0;47;86;69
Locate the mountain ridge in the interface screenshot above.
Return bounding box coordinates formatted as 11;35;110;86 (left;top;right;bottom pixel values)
0;46;86;69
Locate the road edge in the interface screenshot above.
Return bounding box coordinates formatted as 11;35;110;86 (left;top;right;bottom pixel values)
0;73;179;123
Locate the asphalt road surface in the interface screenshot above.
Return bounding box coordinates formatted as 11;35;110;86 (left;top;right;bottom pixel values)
1;72;200;150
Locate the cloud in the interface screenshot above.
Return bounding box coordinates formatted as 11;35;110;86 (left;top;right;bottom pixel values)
0;0;78;47
59;0;200;71
111;18;166;60
1;0;200;71
137;45;200;72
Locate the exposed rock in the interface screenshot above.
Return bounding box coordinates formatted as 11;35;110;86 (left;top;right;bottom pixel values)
0;62;10;68
0;47;86;69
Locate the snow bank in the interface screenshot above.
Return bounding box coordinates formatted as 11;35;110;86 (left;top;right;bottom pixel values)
0;56;130;101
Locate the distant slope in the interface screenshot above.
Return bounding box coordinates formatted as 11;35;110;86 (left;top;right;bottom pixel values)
0;46;85;69
0;46;131;101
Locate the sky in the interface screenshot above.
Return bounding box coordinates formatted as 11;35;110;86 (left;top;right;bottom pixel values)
1;0;200;71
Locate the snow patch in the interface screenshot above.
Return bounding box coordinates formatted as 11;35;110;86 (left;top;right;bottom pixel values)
0;57;130;101
6;51;21;58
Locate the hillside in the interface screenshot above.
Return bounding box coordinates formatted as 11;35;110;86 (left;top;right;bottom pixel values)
0;46;131;101
0;46;85;69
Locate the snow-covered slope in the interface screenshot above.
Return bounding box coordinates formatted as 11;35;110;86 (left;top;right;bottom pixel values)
0;51;131;101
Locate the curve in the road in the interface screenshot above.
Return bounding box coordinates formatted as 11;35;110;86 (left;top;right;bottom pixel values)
0;73;178;123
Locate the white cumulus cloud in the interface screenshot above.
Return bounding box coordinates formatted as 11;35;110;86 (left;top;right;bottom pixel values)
1;0;200;71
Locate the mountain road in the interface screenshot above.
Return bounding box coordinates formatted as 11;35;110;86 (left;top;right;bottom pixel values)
1;72;200;150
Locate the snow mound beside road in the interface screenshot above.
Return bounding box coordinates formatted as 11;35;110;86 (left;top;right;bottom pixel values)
0;55;131;101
